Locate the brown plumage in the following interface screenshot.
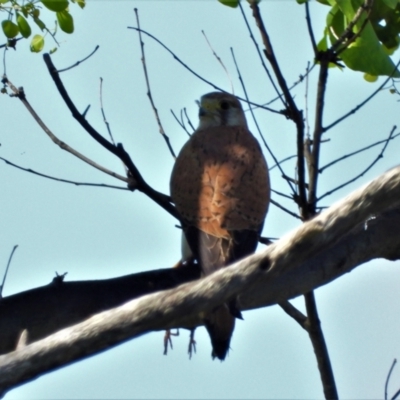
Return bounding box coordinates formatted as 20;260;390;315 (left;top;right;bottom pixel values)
170;92;270;360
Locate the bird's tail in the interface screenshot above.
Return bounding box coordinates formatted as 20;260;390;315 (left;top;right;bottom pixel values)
204;303;235;361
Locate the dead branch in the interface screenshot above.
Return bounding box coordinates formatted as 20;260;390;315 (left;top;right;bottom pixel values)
385;359;397;400
202;30;234;95
57;45;99;73
3;78;128;183
99;77;116;145
0;156;129;190
1;165;400;395
320;129;400;173
324;59;400;132
0;262;200;356
134;9;176;159
0;246;18;299
229;47;297;197
318;126;397;201
248;0;308;216
41;54;179;219
127;26;280;115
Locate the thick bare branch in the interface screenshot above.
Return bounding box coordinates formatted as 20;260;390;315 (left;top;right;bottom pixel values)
1;166;400;394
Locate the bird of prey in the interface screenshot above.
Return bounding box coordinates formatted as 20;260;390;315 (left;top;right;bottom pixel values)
170;92;270;360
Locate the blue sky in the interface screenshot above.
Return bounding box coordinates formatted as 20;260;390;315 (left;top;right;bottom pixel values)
2;1;400;398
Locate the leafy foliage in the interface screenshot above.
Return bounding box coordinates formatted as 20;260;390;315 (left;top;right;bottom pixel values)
318;0;400;79
219;0;400;80
0;0;84;52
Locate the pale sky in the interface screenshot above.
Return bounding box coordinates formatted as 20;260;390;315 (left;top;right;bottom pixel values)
2;1;400;398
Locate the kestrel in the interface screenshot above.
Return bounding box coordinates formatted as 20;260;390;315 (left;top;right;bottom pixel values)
170;92;270;360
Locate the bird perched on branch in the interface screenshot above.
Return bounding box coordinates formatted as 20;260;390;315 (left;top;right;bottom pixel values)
170;92;270;360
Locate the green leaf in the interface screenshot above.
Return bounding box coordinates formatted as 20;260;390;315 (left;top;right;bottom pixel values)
1;20;19;38
21;6;29;18
56;10;74;33
296;0;307;4
364;73;379;82
0;0;10;4
49;47;58;54
317;28;329;52
71;0;85;9
218;0;240;8
341;23;400;77
30;34;44;52
33;17;46;31
326;3;400;77
382;0;398;9
16;13;31;38
41;0;69;12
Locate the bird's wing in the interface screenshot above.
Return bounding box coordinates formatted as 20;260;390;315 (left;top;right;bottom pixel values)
171;125;270;240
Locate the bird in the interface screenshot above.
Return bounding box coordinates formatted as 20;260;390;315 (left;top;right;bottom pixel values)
170;92;270;360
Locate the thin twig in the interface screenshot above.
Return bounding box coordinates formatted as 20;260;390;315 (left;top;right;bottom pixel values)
127;26;281;115
318;126;397;201
320;129;400;172
99;78;116;145
253;63;316;109
230;47;297;197
170;109;191;137
304;62;311;140
134;8;176;159
304;292;338;400
385;359;397;400
0;157;129;190
305;1;317;54
271;188;294;200
269;154;297;171
270;199;301;220
279;301;307;329
57;45;100;73
183;108;195;131
98;75;129;199
238;2;284;106
0;245;18;298
202;30;234;94
324;58;400;132
4;78;129;183
392;388;400;400
282;175;309;190
2;45;7;76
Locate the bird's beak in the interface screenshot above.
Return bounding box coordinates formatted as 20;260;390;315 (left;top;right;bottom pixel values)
198;98;218;118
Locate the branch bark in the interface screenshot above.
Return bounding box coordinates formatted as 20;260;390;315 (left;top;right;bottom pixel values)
1;166;400;395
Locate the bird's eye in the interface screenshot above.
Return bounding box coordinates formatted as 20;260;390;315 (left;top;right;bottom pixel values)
220;101;230;110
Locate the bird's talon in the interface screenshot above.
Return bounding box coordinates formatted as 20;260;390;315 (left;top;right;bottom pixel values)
188;329;197;359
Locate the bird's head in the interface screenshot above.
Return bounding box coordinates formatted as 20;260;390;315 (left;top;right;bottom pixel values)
197;92;248;130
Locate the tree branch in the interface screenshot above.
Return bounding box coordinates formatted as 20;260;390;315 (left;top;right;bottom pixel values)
42;53;179;220
304;291;338;399
249;1;307;215
134;8;176;159
1;166;400;394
